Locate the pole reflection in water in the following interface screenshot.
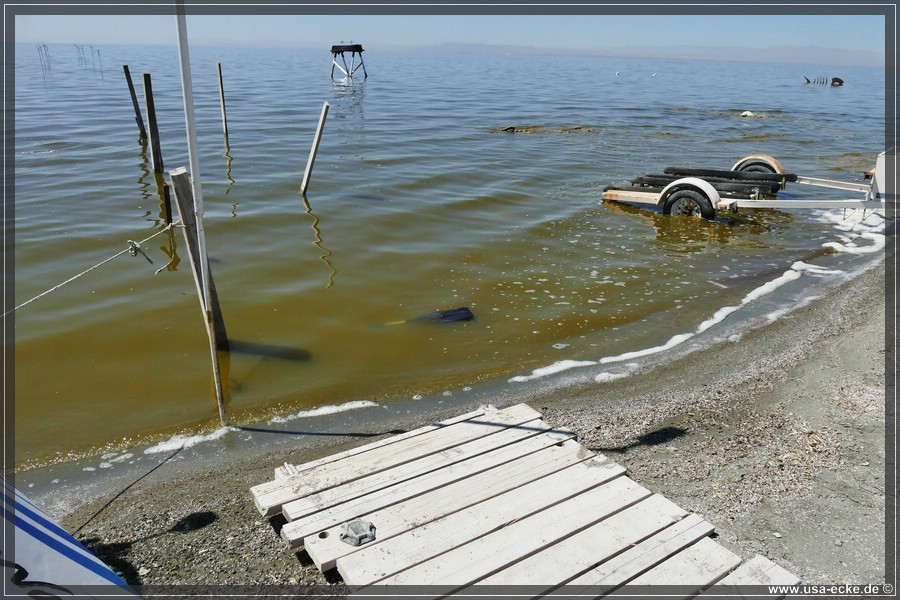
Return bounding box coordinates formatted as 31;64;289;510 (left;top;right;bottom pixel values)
224;140;237;217
301;194;337;288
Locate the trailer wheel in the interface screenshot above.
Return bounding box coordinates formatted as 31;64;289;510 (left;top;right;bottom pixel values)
732;154;784;174
738;161;776;174
662;189;716;220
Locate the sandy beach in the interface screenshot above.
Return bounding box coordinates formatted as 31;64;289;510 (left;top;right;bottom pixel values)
52;257;890;594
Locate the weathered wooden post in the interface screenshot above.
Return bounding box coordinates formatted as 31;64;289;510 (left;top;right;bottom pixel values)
170;167;229;426
161;178;173;225
138;72;171;223
142;73;164;175
217;62;229;141
301;101;329;195
123;65;148;141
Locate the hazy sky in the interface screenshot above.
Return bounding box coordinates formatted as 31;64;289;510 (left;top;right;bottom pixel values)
14;9;888;64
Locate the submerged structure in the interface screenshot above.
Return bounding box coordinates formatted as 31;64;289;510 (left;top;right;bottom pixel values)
331;44;367;79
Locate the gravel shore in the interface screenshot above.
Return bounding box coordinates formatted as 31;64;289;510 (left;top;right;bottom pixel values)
56;260;890;595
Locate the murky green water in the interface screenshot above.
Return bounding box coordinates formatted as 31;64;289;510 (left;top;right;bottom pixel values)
11;43;886;469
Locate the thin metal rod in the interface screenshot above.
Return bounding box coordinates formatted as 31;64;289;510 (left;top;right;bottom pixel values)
175;4;227;427
217;62;228;140
301;101;329;195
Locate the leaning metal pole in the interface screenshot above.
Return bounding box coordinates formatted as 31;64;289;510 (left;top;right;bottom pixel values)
175;1;227;427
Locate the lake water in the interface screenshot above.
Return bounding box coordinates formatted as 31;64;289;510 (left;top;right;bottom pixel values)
11;43;887;472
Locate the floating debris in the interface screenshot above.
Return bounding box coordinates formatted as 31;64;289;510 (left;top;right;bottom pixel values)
386;306;475;326
492;125;593;134
804;76;844;86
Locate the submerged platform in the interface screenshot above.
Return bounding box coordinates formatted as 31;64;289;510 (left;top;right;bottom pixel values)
250;403;800;592
331;43;367;79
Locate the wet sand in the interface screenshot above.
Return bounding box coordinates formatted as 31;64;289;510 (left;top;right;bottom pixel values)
54;259;890;593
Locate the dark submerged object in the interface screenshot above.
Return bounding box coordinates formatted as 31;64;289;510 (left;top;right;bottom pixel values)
418;306;475;323
804;75;844;86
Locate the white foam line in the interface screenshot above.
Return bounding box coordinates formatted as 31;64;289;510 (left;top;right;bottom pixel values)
764;293;822;323
741;268;803;304
594;371;632;383
598;332;695;364
268;400;380;425
144;426;236;455
508;257;847;384
823;232;886;255
509;360;598;383
792;261;845;277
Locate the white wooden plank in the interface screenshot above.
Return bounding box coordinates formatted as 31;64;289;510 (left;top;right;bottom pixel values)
336;455;629;586
473;495;693;588
601;189;660;205
379;477;652;589
715;554;801;587
251;403;541;516
628;537;742;590
302;436;604;570
275;406;486;479
281;416;564;523
352;476;651;587
287;427;581;548
559;513;714;596
273;407;487;479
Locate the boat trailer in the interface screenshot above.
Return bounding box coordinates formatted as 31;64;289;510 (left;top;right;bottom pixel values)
601;151;888;220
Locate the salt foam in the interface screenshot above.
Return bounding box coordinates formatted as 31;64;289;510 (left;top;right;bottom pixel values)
508;256;849;384
268;400;380;425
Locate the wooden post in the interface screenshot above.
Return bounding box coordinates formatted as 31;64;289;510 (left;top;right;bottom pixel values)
170;167;229;426
217;63;229;141
123;65;147;141
161;178;173;225
142;73;164;174
301;101;329;195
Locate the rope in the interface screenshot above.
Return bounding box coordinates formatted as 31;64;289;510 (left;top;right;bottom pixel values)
5;221;182;317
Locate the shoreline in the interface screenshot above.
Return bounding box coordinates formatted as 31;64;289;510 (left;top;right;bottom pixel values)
52;259;890;589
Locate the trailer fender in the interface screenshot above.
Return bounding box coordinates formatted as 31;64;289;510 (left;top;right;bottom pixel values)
731;154;785;174
659;177;720;220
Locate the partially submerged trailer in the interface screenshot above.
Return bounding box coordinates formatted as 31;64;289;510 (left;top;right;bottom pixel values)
601;151;888;220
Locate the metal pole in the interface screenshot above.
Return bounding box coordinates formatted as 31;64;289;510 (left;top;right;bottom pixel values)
301;101;329;195
175;3;227;427
217;62;228;141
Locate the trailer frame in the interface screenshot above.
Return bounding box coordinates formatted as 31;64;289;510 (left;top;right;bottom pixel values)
601;151;888;218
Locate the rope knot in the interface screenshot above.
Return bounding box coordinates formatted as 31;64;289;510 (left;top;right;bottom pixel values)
127;240;153;264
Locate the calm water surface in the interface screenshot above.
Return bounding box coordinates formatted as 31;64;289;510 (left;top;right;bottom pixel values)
12;44;887;470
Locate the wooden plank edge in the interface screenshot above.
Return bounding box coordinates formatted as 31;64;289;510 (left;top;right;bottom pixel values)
251;403;541;517
714;554;801;587
358;476;651;588
279;415;559;522
560;513;715;592
626;537;742;588
299;437;606;570
283;427;582;548
464;494;693;591
271;406;489;479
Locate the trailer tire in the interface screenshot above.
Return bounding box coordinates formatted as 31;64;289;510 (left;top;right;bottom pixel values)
662;189;716;220
738;161;776;174
732;154;784;174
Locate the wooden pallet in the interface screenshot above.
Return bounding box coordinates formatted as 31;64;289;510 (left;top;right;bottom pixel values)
249;403;800;592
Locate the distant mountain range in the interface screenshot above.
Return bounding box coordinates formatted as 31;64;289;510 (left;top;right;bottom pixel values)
413;42;884;68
